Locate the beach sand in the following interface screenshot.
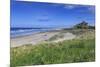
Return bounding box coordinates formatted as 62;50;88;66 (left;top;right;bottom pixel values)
11;31;76;47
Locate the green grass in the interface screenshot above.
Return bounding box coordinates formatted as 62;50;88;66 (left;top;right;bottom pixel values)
11;38;95;67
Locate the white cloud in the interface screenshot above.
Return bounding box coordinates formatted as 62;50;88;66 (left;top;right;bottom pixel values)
64;5;76;9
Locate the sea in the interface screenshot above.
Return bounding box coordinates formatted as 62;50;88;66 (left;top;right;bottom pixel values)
10;27;55;38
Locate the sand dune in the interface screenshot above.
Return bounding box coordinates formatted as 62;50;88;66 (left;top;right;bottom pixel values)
53;33;76;42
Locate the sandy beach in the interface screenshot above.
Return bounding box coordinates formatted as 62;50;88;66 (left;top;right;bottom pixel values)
11;31;76;47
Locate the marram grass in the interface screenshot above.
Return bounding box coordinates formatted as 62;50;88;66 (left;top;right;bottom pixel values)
11;38;95;67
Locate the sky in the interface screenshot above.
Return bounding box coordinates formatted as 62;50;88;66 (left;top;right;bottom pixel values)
11;0;95;28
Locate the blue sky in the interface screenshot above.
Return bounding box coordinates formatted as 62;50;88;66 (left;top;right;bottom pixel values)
11;0;95;28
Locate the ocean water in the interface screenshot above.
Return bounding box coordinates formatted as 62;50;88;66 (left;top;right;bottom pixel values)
10;28;54;38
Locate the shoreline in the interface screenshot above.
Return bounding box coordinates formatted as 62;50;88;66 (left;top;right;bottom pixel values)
11;31;60;47
10;30;76;48
11;29;62;38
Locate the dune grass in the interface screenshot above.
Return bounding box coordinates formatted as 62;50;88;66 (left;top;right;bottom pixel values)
48;33;64;41
11;38;95;67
